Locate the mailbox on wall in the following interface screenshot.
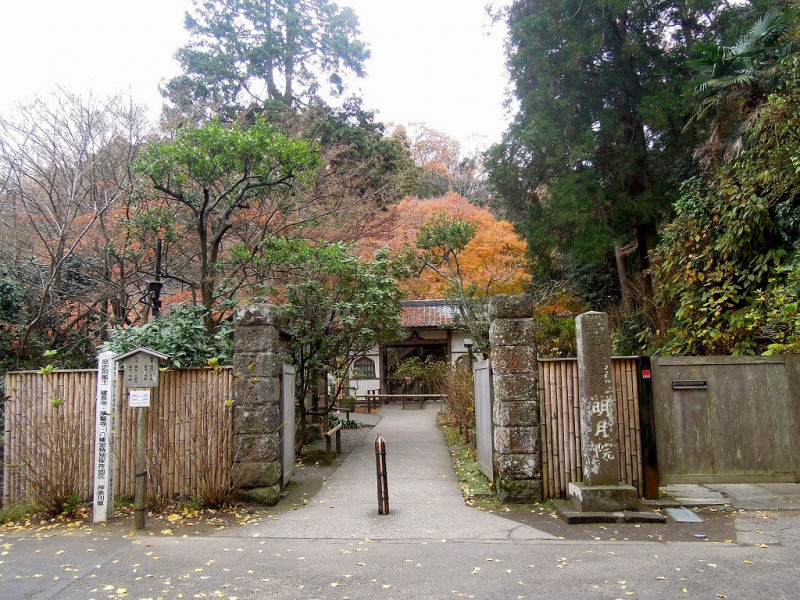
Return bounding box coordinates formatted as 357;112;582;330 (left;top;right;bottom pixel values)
115;347;170;388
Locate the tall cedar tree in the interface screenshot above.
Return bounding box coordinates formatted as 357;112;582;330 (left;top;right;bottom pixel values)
486;0;747;318
162;0;369;122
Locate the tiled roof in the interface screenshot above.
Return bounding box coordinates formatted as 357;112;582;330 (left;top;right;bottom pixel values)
401;300;457;328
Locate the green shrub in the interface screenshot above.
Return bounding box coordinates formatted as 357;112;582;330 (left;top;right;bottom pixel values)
393;356;449;392
612;310;653;356
103;304;233;367
534;313;577;358
0;502;42;524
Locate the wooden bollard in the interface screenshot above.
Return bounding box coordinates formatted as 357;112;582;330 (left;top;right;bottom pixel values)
375;434;389;514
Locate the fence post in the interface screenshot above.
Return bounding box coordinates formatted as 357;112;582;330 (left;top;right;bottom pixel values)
637;356;660;499
375;434;389;514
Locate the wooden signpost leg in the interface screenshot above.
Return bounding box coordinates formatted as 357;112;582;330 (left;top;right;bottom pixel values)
134;405;147;530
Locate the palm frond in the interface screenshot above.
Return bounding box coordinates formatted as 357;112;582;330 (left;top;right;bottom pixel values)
731;8;793;56
699;73;756;92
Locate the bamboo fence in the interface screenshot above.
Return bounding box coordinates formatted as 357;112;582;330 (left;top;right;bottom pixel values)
538;357;643;499
3;367;234;506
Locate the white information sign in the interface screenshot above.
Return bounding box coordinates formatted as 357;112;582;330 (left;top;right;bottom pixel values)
129;389;151;408
107;355;118;519
93;351;118;522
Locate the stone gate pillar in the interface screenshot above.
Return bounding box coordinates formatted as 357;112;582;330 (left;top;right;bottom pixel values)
489;294;542;503
232;304;283;505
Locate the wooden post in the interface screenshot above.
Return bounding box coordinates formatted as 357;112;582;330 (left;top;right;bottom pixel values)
375;434;389;514
637;356;659;499
134;403;147;530
134;238;163;529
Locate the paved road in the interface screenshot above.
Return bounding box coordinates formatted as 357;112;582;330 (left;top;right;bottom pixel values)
1;403;799;599
2;525;798;599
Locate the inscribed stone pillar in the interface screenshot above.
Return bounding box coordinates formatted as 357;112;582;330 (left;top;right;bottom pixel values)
232;304;283;504
570;311;638;512
489;294;542;503
575;311;620;486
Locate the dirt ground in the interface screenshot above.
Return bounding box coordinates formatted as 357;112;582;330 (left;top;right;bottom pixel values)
0;426;373;541
480;503;740;543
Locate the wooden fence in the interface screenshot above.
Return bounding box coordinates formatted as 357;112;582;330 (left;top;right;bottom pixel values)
538;357;643;499
3;367;234;506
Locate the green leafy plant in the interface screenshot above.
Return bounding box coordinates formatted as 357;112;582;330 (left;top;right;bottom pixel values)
0;502;42;525
652;46;800;356
416;213;490;354
327;413;363;430
103;305;233;368
392;356;449;392
60;493;82;517
533;313;577;359
612;310;653;357
440;422;494;507
135;116;320;329
241;237;406;451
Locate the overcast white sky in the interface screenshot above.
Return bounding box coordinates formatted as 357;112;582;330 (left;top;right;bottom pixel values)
0;0;511;154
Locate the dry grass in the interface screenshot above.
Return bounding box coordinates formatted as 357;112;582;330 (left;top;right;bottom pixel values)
440;365;475;432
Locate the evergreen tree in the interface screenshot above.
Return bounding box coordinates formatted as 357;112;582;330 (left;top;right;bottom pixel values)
486;0;739;317
162;0;369;122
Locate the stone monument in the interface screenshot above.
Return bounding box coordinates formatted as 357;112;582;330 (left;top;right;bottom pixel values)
556;311;664;522
568;311;638;511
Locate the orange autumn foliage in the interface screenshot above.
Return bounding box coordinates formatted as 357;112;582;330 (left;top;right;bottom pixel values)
360;192;531;299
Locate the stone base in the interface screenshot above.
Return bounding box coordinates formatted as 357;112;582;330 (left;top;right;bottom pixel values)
233;460;281;489
568;482;639;512
237;485;281;506
554;499;666;524
496;478;543;503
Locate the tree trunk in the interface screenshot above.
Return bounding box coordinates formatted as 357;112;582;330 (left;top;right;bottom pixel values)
677;0;696;54
614;240;633;313
284;0;298;105
264;0;281;102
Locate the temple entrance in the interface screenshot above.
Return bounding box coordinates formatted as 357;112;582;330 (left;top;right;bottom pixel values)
383;338;449;394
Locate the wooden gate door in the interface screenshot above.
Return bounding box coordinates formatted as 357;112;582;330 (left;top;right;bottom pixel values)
652;356;799;483
280;364;296;489
473;359;494;482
